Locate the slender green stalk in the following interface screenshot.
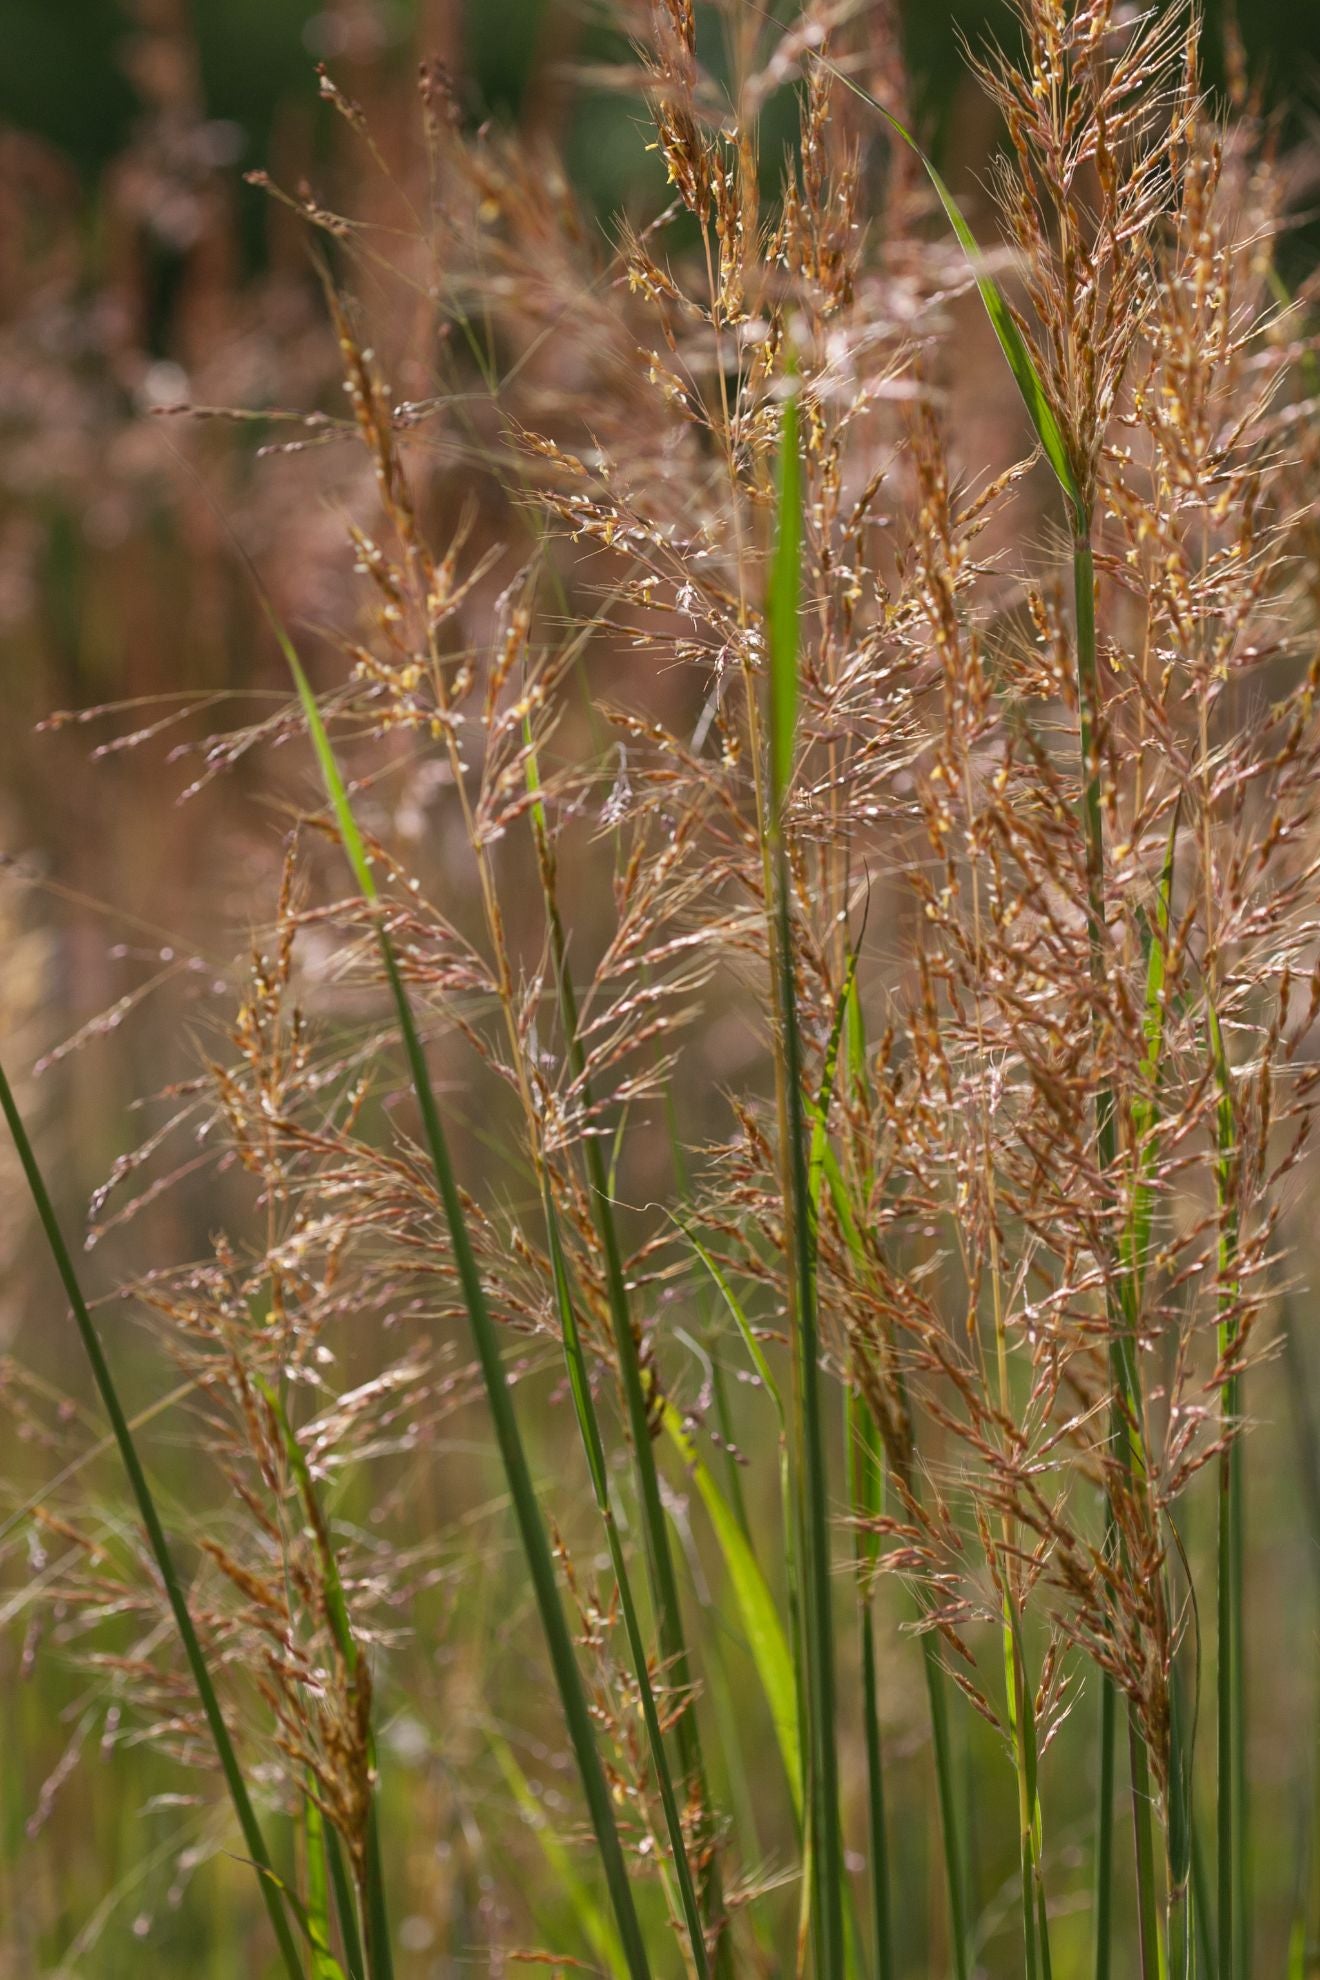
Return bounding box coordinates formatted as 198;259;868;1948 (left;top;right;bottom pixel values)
1128;1724;1162;1979
1232;1454;1248;1980
922;1632;970;1980
1094;1666;1116;1980
767;377;845;1980
850;1392;895;1980
325;1823;367;1980
259;1379;393;1980
814;1055;970;1977
1233;1456;1248;1980
525;730;726;1964
1168;1647;1194;1980
1281;1296;1320;1980
1011;1662;1040;1977
1210;1002;1244;1980
542;1178;712;1979
1219;1471;1239;1980
306;1796;349;1979
361;1812;393;1980
0;1059;305;1980
1169;1889;1192;1980
489;1732;628;1979
1193;1807;1219;1980
283;646;653;1980
1076;530;1163;1980
1003;1604;1047;1980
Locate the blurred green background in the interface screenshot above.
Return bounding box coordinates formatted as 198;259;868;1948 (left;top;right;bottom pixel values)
4;0;1314;196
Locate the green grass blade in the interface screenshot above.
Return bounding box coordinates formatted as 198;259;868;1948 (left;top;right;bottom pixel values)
1129;1725;1163;1979
1208;999;1244;1980
808;945;861;1230
325;1823;367;1980
676;1221;784;1429
660;1399;802;1812
489;1732;630;1980
1125;801;1182;1301
1094;1666;1116;1980
1192;1806;1219;1980
284;647;653;1980
523;720;723;1951
257;1378;394;1980
767;371;802;817
543;1180;711;1979
1003;1602;1049;1980
360;1814;392;1980
818;61;1083;527
673;1220;803;1869
768;374;846;1979
709;1348;754;1543
921;1632;970;1980
282;647;380;908
307;1796;331;1973
306;1797;350;1980
845;968;869;1105
0;1059;305;1980
1168;1650;1194;1980
850;1392;895;1980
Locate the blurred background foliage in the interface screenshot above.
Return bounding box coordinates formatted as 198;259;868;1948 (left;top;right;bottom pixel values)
2;0;1316;192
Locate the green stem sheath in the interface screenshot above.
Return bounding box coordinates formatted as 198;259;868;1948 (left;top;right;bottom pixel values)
1074;532;1163;1980
543;1178;712;1979
767;380;846;1979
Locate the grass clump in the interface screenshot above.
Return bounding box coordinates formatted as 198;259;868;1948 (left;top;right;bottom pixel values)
4;1;1320;1974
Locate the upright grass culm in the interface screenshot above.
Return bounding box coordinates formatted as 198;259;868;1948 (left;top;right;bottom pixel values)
257;1377;393;1980
1209;1000;1244;1980
848;1389;895;1980
540;1173;712;1978
281;639;653;1980
524;728;726;1969
0;1062;305;1980
766;372;846;1980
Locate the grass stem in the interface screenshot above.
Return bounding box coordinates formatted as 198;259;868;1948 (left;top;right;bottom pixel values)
767;377;846;1979
0;1058;305;1980
284;643;654;1980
